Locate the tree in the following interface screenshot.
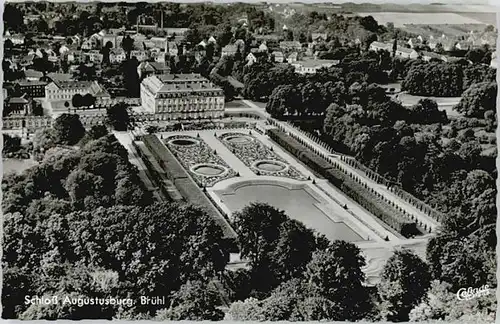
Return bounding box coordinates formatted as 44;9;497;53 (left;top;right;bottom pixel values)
72;94;83;109
106;103;130;131
121;35;134;59
232;202;287;269
378;249;431;322
410;98;447;124
454;82;496;118
4;4;24;32
266;84;301;117
305;240;371;321
227;298;264;321
156;281;224;320
82;93;96;109
401;62;463;97
53;114;86;145
88;125;108;140
409;280;496;322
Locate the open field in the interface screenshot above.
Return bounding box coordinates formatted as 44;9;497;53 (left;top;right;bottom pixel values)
457;12;496;25
394;93;462;118
3;158;37;175
356;12;486;28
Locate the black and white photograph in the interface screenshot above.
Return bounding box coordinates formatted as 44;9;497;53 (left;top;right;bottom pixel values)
1;0;498;322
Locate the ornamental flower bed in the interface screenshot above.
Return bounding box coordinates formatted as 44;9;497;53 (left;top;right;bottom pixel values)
165;135;236;187
219;132;307;181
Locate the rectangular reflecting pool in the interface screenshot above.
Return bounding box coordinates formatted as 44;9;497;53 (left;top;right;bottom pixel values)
216;182;365;242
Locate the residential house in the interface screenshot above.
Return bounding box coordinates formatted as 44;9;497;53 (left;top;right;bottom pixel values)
420;51;443;62
86;50;104;64
407;36;424;49
160;27;190;36
150;36;168;49
480;33;496;47
246;53;258;66
24;69;43;81
394;46;419;59
68;35;81;46
198;40;207;48
14;80;48;98
234;39;246;52
7;96;31;115
81;39;94;50
152;51;167;63
130;50;149;62
287;52;298;63
208;36;217;44
132;33;147;48
272;51;284;63
166;42;179;56
59;45;71;56
311;33;328;42
369;41;393;52
4;58;18;70
455;40;472;51
441;40;457;52
279;41;302;52
258;42;268;52
490;51;497;69
44;73;73;83
441;55;462;63
137;61;171;78
428;38;439;50
291;59;339;74
19;54;35;69
5;33;25;45
67;50;85;64
109;49;126;64
221;45;238;57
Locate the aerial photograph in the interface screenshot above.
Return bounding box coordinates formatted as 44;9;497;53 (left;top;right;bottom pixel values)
1;1;497;322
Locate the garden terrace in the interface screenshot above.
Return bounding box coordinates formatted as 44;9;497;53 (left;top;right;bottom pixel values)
219;132;307;181
268;129;421;238
142;134;188;181
138;135;237;244
165;135;237;187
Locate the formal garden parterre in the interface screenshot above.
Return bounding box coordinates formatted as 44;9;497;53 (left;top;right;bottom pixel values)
219;132;308;181
165;134;237;187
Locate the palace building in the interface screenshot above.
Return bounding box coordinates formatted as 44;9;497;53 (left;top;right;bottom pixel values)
140;74;225;119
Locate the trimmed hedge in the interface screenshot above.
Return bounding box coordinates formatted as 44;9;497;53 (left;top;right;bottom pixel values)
142;134;188;181
140;135;238;244
268;128;418;238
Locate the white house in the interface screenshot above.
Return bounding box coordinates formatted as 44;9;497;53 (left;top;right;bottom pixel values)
166;42;178;56
291;59;339;74
221;45;238;57
246;53;257;66
287;52;298;63
130;50;148;62
420;51;443;62
258;42;268;52
272;51;284;63
369;41;393;52
109;49;126;64
395;46;419;59
491;51;497;69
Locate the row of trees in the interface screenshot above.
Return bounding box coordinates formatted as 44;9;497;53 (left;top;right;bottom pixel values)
222;203;433;322
401;61;496;97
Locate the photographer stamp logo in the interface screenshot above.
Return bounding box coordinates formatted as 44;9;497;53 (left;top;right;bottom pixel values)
456;285;490;301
